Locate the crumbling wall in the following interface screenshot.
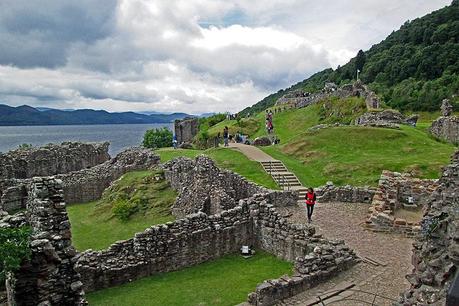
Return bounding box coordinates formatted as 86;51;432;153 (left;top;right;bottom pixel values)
0;142;110;179
397;151;459;305
364;170;438;237
355;109;417;128
12;177;87;305
58;147;160;204
163;156;267;218
75;204;255;292
0;147;160;212
174;117;199;144
315;182;376;203
430;116;459;145
248;240;358;306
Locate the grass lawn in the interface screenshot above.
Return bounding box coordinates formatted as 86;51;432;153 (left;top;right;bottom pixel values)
67;171;176;251
86;250;293;306
263;125;455;187
157;147;279;190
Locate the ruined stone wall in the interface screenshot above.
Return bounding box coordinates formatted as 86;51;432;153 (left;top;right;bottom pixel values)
364;170;438;237
75;204;255;292
430;116;459;145
397;151;459;305
174;117;199;144
58;147;160;204
355;109;412;128
0;147;160;212
163;156;267;218
0;142;110;179
315;182;376;204
12;177;87;305
248;240;358;306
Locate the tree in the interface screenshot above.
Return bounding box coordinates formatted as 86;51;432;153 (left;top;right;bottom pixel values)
0;227;31;282
142;127;173;149
355;50;366;74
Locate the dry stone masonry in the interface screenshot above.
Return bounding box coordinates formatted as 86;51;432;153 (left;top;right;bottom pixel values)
0;142;110;179
430;99;459;145
0;145;160;213
397;151;459;305
174;117;199;145
315;182;376;204
364;170;438;237
10;177;87;306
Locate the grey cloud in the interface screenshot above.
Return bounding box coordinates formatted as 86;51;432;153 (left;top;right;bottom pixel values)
0;0;117;68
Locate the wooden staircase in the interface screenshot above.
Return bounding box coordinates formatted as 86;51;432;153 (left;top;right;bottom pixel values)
260;160;307;202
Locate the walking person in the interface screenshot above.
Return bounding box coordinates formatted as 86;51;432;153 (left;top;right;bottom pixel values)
223;126;229;147
305;187;317;223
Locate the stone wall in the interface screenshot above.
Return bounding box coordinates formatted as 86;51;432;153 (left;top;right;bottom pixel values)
163;156;274;218
248;240;358;306
397;151;459;305
364;170;438;237
430;116;459;145
174;117;199;144
0;147;160;212
58;147;160;204
11;177;87;305
315;182;376;204
0;142;110;179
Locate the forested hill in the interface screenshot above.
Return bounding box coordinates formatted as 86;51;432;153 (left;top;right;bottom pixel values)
240;0;459;115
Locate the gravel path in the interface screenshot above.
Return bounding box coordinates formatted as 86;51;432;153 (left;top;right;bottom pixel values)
228;143;276;162
277;202;413;305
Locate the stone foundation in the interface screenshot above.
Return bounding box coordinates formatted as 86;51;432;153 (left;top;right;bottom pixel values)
316;182;376;204
0;142;110;179
364;170;438;237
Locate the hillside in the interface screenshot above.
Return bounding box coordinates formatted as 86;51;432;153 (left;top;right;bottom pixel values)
0;104;193;126
240;0;459;115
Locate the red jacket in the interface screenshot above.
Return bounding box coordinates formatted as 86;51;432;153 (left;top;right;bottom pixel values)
305;192;316;205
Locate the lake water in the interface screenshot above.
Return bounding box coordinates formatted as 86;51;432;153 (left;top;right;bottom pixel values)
0;124;172;156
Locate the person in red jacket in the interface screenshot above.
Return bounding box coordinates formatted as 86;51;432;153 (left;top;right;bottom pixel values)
305;187;316;223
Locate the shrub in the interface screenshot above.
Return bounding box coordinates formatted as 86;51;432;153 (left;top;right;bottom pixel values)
143;127;173;149
112;200;138;221
0;227;32;282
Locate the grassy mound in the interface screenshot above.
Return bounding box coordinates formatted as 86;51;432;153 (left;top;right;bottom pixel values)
86;250;292;306
263;125;454;187
157;147;279;190
67;170;176;251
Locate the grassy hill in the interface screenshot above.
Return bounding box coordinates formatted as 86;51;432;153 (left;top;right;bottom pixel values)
240;0;459;116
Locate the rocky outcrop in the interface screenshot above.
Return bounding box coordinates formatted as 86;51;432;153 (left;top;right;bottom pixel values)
429;99;459;145
397;151;459;305
253;136;272;146
355;109;417;128
0;142;110;179
10;177;87;305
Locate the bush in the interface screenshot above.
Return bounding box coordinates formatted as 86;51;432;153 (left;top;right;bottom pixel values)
143;127;173;149
112;200;138;221
0;227;31;282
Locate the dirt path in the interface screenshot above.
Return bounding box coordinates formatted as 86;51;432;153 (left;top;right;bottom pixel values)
228;143;276;162
277;202;413;305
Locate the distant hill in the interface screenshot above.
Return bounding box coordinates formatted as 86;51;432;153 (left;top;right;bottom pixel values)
240;0;459;115
0;104;194;126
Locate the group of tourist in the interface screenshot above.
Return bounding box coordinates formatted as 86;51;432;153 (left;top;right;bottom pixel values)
265;109;274;133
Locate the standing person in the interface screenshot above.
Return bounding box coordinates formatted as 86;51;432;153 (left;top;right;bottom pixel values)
172;134;178;149
305;188;317;223
223;126;229;147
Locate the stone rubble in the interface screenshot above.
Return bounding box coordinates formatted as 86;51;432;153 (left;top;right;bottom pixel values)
355;109;418;128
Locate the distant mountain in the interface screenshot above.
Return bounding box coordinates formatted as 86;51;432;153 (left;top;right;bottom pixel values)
240;0;459;115
0;104;193;126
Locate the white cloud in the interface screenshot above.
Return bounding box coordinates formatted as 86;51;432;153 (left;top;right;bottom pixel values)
0;0;453;114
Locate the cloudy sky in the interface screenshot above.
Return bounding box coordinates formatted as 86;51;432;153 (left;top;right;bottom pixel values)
0;0;451;114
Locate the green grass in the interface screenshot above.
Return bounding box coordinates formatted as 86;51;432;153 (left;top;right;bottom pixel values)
157;147;279;190
263;125;455;187
207;116;262;139
67;171;176;251
86;250;292;306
